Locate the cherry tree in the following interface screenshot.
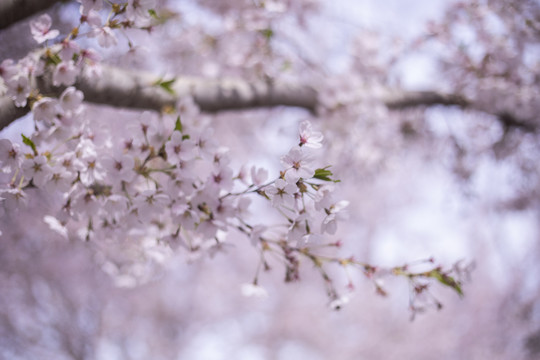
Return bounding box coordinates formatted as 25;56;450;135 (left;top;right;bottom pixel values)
0;0;538;359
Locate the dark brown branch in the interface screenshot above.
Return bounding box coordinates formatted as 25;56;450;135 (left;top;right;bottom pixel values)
0;65;319;130
384;91;468;109
0;96;30;129
0;65;536;133
0;0;63;30
384;90;537;132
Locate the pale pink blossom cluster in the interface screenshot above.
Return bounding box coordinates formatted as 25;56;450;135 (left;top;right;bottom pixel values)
243;120;348;250
0;2;352;301
0;91;346;283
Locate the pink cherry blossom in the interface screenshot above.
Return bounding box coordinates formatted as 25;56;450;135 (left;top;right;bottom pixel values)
60;87;84;113
0;59;17;80
102;154;136;187
33;97;60;124
251;166;268;186
241;283;268;297
126;0;156;26
266;178;297;208
78;0;103;15
59;40;80;62
0;139;22;173
53;61;78;86
21;155;52;188
171;203;199;231
90;26;117;48
280;147;315;184
135;190;170;220
321;200;349;235
30;14;59;44
165;131;196;163
299;120;323;148
6;75;30;107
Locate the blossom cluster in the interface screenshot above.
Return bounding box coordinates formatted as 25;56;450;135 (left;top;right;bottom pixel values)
0;1;466;310
0;1;351;292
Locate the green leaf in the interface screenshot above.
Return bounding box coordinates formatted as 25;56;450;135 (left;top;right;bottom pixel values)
174;116;183;132
429;269;464;298
154;78;176;95
148;9;158;19
21;134;37;155
313;166;340;182
259;28;274;40
45;52;62;66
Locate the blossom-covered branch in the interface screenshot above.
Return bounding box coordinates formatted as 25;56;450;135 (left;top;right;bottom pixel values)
0;63;319;130
2;63;535;131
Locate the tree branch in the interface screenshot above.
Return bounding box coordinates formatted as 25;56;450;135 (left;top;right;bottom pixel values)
0;0;63;30
384;91;468;109
0;65;319;130
384;90;537;132
0;64;536;132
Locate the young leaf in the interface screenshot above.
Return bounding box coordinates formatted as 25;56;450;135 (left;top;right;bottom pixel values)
21;134;37;156
314;167;340;182
259;28;274;40
429;269;464;297
154;78;176;95
174;116;183;132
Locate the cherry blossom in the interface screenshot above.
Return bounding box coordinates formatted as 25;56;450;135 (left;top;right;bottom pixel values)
0;59;17;80
33;97;60;124
60;87;84;113
59;40;80;62
250;166;268;186
0;139;22;173
321;200;349;235
249;225;267;246
44;165;74;194
21;155;52;188
90;26;118;48
78;0;103;15
53;61;78;87
126;0;156;26
280;147;315;184
171;203;199;231
102;154;136;188
6;75;30;107
299;119;323;148
30;14;59;44
165;131;196;163
135;190;170;220
209;165;234;193
241;283;268;297
266;178;297;208
0;188;28;211
0;2;475;338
